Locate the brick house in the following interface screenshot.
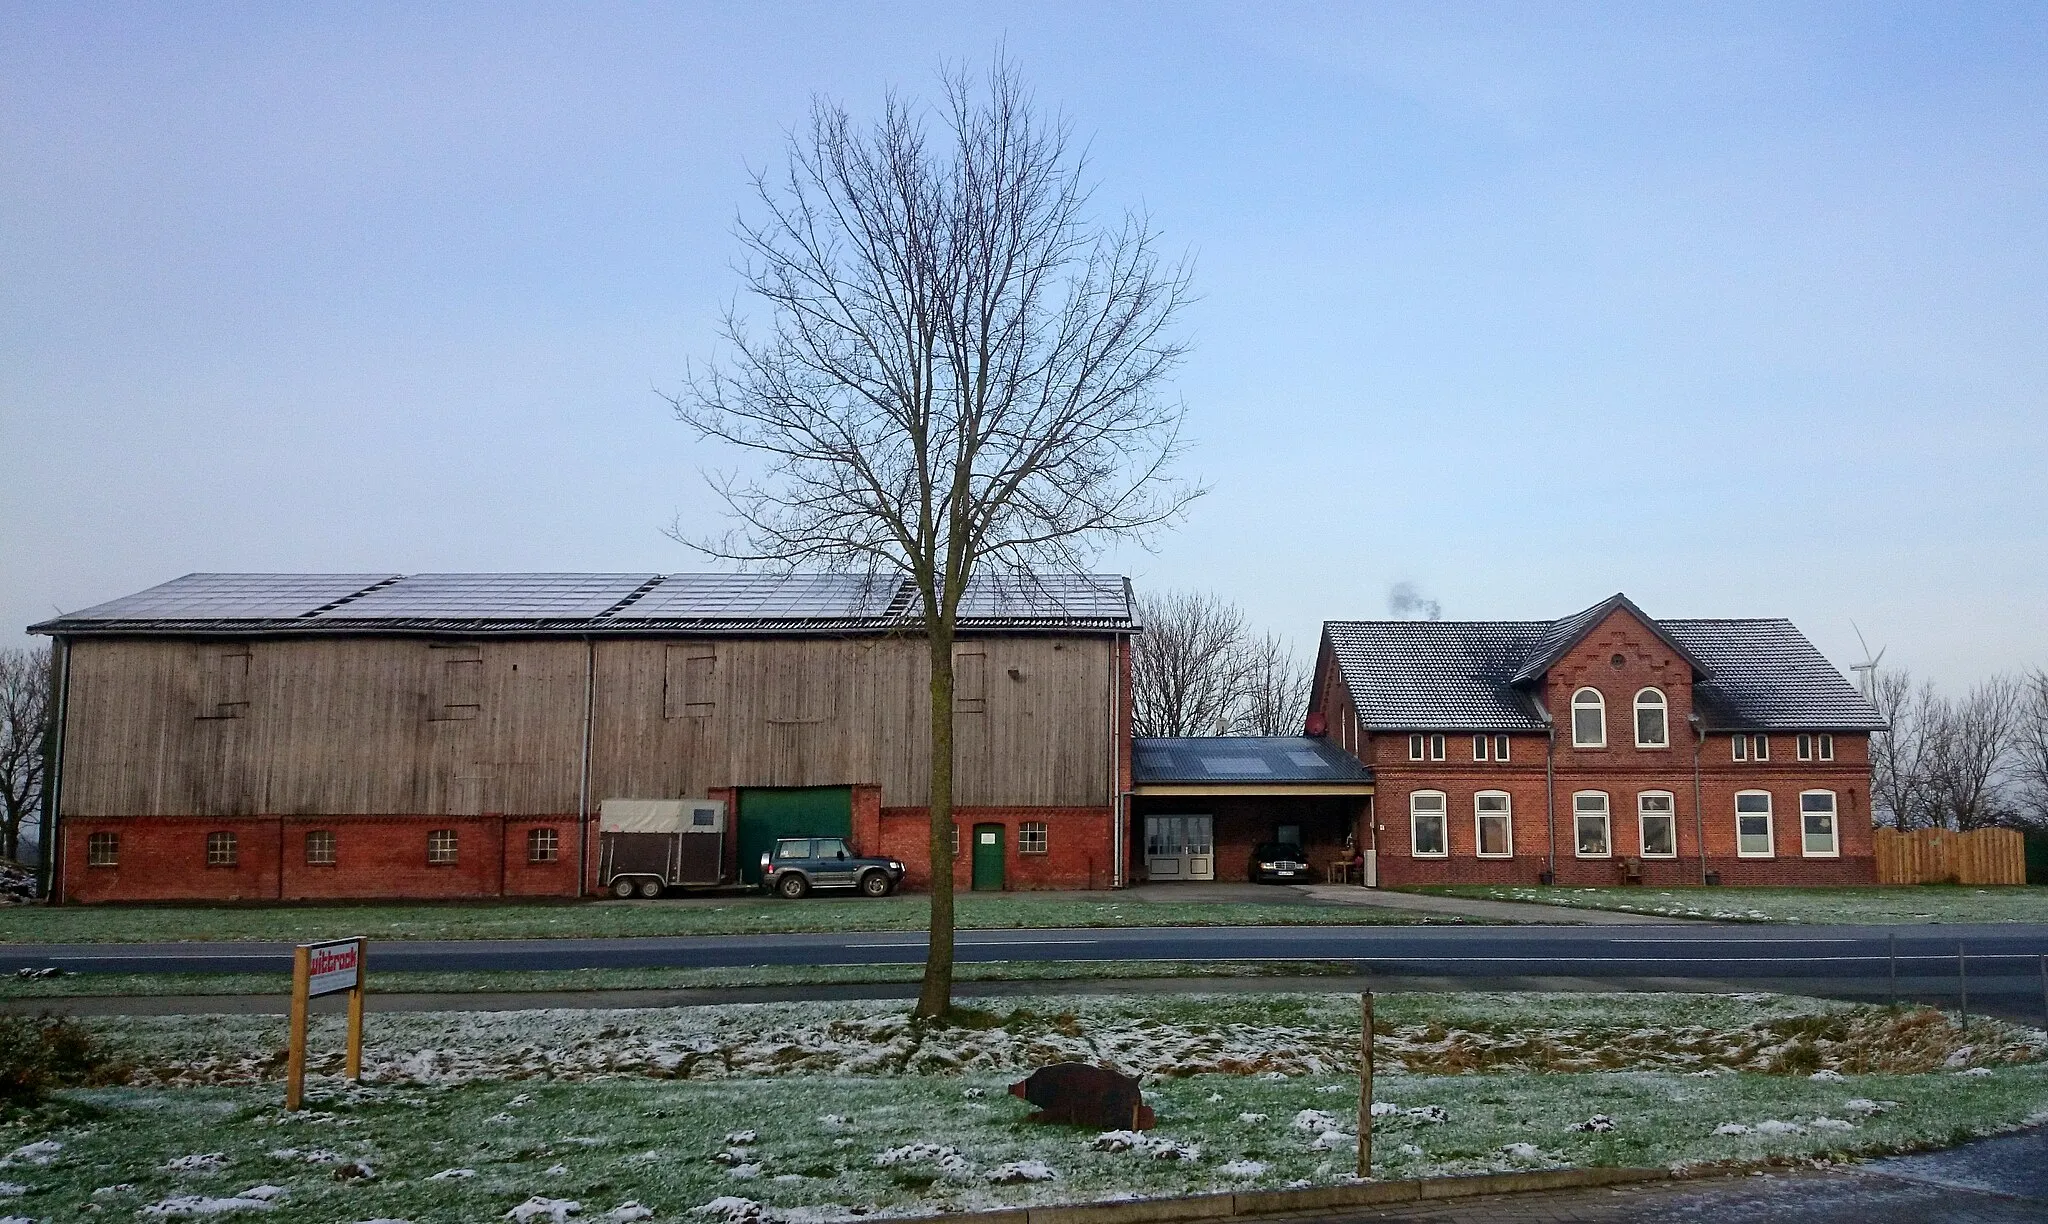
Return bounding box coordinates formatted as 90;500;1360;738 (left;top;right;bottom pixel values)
32;571;1135;903
1310;594;1886;887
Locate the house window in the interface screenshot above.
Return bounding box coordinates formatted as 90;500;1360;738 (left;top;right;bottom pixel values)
1409;734;1424;761
1732;735;1747;761
1638;792;1677;858
87;831;118;867
1571;688;1606;748
1819;734;1834;761
1573;792;1611;857
1797;734;1812;761
528;827;559;863
305;830;336;865
1428;734;1446;761
206;831;238;867
1409;791;1448;858
1019;822;1048;855
1736;792;1774;858
1634;688;1668;748
1753;735;1769;761
427;829;459;865
1473;734;1489;761
1475;792;1512;858
1494;735;1510;762
951;825;959;856
1800;792;1838;857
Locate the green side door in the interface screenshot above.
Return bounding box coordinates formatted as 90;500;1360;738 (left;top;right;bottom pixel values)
738;787;853;886
971;822;1005;891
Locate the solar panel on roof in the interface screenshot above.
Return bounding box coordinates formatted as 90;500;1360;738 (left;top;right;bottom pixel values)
610;572;902;620
58;574;401;621
1286;751;1330;769
1202;756;1271;775
316;574;656;620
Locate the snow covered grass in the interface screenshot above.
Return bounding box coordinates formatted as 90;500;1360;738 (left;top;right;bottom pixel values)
0;895;1456;947
0;960;1367;1000
0;992;2039;1220
1410;884;2048;925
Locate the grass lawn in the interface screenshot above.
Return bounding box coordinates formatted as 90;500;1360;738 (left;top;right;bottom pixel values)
0;959;1368;1000
1405;885;2048;925
4;991;2044;1222
0;894;1464;945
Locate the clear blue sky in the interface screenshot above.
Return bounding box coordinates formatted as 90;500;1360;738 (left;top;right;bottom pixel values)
4;2;2043;687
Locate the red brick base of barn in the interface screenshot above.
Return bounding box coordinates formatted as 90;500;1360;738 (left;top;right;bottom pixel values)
880;806;1116;891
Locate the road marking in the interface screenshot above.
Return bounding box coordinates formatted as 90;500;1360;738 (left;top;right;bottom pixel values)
1604;938;1860;944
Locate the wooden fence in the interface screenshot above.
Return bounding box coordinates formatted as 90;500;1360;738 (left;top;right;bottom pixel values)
1873;827;2027;885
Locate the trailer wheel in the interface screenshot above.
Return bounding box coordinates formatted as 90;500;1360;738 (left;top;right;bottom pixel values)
777;872;811;899
636;877;664;899
859;870;893;898
609;877;637;899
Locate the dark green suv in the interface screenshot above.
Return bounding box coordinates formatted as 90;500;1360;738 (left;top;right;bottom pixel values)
760;836;906;899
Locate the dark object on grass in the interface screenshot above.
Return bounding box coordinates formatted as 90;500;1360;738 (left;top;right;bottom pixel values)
1008;1062;1154;1130
0;1013;120;1108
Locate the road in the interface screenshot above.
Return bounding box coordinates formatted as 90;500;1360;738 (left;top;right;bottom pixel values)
7;923;2048;1019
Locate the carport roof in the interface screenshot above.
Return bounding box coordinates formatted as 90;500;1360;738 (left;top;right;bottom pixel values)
1133;737;1374;795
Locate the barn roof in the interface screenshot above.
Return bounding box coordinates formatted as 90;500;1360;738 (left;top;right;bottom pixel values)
1320;594;1884;733
30;571;1137;637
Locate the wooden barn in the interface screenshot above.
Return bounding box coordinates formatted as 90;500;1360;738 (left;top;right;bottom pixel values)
31;572;1135;902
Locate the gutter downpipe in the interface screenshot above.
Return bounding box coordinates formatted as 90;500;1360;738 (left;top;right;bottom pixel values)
1691;713;1708;884
1539;705;1557;883
42;638;71;904
576;637;595;899
1110;632;1125;889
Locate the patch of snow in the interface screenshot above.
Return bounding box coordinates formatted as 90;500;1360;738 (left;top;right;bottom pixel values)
1369;1102;1401;1117
1713;1123;1751;1136
164;1153;231;1173
1569;1115;1615;1133
1956;1067;1993;1078
92;1184;136;1198
1397;1144;1424;1157
1809;1118;1856;1131
1257;1071;1288;1081
1087;1132;1198;1161
1236;1112;1268;1124
690;1197;763;1222
238;1188;286;1202
485;1113;519;1124
1755;1120;1803;1135
509;1093;533;1106
428;1169;476;1181
606;1206;655;1222
1314;1085;1348;1094
1809;1069;1845;1082
1945;1046;1976;1068
724;1131;757;1146
1290;1110;1340;1133
726;1165;762;1180
1499;1143;1544;1161
546;1164;571;1176
1219;1160;1267;1177
139;1193;276;1217
1842;1099;1896;1115
960;1088;984;1098
1308;1130;1354;1152
1403;1105;1450;1125
4;1141;61;1167
817;1115;849;1129
332;1161;376;1182
873;1144;968;1176
0;1185;22;1199
1205;1093;1223;1103
983;1160;1055;1183
505;1198;583;1222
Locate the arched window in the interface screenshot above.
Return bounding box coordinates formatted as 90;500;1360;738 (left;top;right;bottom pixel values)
1409;791;1448;858
1571;688;1606;748
1634;688;1668;748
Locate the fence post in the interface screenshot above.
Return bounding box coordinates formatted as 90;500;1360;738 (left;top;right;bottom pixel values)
1888;932;1897;1007
1957;943;1968;1036
1357;991;1373;1180
2039;955;2046;1030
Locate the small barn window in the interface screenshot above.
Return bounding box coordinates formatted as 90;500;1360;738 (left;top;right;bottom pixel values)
427;829;459;865
87;832;118;867
429;645;482;720
664;646;717;718
198;648;250;719
1571;689;1606;748
206;831;238;867
1019;822;1048;855
954;649;987;714
527;827;559;863
305;830;336;865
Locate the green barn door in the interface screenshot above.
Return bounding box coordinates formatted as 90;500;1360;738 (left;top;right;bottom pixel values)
738;787;852;885
971;823;1006;891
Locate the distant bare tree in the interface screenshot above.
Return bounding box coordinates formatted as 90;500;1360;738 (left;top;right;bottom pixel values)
1870;669;1938;829
668;59;1197;1018
1132;590;1308;737
1872;667;2023;830
2016;670;2048;828
0;647;51;864
1133;591;1249;737
1930;675;2021;830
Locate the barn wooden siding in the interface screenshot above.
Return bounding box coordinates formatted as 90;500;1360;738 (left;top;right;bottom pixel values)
1873;826;2026;885
59;634;1117;817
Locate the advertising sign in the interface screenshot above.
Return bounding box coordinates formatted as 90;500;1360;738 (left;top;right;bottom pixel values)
306;939;361;998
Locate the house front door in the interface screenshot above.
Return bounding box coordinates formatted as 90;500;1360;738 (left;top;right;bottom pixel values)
1143;815;1214;881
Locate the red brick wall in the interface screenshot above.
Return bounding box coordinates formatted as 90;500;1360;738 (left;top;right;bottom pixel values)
880;805;1113;891
62;814;597;903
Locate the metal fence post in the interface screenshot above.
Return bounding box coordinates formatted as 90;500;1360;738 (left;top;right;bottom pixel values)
1957;943;1967;1036
1888;931;1897;1007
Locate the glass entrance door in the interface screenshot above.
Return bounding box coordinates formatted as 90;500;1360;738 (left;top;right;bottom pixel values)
1143;815;1214;881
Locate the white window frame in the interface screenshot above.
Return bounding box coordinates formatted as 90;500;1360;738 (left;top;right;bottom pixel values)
1735;791;1774;859
1472;734;1489;762
1409;734;1424;762
1732;734;1747;761
1818;734;1834;761
1797;734;1812;761
1634;687;1668;748
1494;735;1510;762
1474;791;1513;859
427;828;460;865
206;831;238;868
1572;791;1612;858
1799;791;1839;858
1428;733;1446;761
87;831;118;867
1019;821;1049;855
1409;791;1449;859
1571;688;1607;748
1753;734;1770;761
305;829;336;866
527;826;559;863
1637;791;1678;859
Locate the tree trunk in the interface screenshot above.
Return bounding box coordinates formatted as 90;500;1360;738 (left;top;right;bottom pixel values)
916;624;956;1018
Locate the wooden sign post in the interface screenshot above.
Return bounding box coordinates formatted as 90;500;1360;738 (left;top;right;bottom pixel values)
1356;991;1374;1179
286;936;367;1111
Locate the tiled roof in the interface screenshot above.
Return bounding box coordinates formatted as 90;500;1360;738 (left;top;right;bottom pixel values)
1323;595;1883;733
1134;737;1375;785
31;572;1137;637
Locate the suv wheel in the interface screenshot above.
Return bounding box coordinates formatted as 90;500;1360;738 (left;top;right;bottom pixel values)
636;877;664;899
859;870;893;898
777;872;811;899
609;877;637;899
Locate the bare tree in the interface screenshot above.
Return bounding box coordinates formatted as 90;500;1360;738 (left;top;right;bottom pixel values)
1871;667;2024;830
669;60;1197;1018
1929;675;2021;830
1870;668;1937;829
1132;591;1249;737
1131;590;1308;737
2015;670;2048;827
0;647;51;865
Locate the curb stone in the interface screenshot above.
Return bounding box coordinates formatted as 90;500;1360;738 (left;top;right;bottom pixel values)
897;1166;1671;1224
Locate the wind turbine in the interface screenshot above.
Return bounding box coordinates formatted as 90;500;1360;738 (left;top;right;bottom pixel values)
1849;622;1886;702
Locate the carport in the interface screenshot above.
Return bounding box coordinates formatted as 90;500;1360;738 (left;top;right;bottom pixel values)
1128;737;1375;884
